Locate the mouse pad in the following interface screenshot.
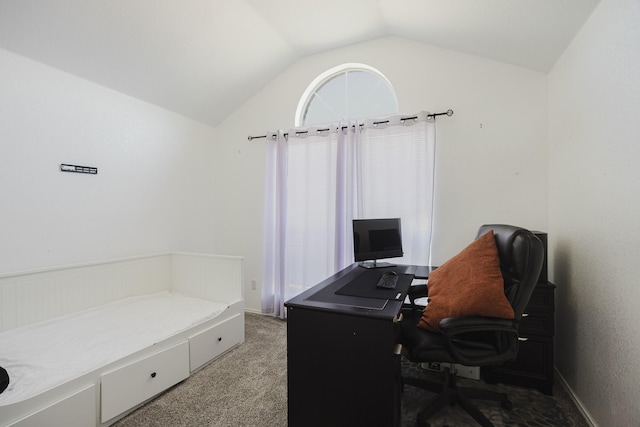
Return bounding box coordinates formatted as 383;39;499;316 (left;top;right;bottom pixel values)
335;269;411;300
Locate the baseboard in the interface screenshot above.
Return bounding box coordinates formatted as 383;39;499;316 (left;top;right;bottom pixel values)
244;308;263;315
554;367;599;427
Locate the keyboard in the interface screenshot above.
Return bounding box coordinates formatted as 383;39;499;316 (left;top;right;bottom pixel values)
376;272;399;290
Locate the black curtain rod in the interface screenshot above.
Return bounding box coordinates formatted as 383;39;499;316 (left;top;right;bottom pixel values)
247;109;453;141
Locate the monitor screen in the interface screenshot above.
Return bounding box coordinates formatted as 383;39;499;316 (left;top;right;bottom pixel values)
352;218;403;266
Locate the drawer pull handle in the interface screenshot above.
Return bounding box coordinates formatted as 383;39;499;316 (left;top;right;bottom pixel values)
394;344;402;355
518;337;529;342
522;313;529;317
218;337;223;342
150;372;157;378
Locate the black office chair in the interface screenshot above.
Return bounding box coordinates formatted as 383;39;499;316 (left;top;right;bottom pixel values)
400;224;544;427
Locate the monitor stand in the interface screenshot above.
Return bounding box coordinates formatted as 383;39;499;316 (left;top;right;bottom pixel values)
358;260;396;269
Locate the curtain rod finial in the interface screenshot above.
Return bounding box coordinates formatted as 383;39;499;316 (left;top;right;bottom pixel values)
447;109;454;116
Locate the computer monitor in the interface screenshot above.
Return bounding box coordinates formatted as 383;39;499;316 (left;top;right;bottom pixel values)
352;218;403;268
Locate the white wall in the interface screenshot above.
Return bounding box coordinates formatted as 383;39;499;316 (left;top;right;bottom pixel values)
548;0;640;425
0;48;219;274
215;36;549;313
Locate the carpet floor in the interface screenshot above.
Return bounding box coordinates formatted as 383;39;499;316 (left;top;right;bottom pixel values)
114;312;588;427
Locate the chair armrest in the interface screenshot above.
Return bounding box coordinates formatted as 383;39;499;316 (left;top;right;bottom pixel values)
407;284;429;316
438;316;520;365
407;283;428;303
439;316;517;334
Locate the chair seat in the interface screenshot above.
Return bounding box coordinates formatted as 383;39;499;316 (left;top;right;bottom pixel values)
400;309;501;364
400;309;456;363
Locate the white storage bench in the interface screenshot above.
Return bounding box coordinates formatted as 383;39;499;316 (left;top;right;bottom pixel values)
0;252;244;427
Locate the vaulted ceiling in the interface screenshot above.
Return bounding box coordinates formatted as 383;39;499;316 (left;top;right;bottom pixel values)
0;0;600;127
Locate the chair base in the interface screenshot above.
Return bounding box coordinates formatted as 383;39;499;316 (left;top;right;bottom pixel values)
403;368;512;427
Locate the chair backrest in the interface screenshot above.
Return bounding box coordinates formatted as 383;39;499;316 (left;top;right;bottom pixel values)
476;224;544;321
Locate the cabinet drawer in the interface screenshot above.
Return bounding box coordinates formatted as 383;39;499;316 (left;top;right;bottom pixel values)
101;341;189;423
486;335;554;395
526;285;555;313
8;385;95;427
520;312;554;336
189;313;244;371
508;336;554;378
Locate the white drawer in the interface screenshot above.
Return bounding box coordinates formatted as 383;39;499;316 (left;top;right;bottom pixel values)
189;313;244;371
8;385;96;427
101;341;189;423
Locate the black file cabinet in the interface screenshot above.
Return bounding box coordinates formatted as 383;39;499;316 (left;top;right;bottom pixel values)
485;281;555;395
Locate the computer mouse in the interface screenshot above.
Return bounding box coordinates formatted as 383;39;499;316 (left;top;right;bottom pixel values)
385;271;398;276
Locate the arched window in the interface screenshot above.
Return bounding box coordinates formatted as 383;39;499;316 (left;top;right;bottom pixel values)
295;63;398;126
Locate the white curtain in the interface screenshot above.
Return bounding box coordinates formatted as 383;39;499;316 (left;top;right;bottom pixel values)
262;111;436;318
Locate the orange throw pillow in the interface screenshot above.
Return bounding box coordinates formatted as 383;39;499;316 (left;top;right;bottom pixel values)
417;230;514;332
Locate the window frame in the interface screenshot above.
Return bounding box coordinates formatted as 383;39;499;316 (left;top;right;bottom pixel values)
294;63;398;127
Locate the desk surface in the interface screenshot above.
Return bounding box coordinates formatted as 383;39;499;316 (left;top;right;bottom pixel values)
284;263;433;320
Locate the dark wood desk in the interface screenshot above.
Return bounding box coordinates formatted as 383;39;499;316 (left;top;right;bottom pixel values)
285;264;432;427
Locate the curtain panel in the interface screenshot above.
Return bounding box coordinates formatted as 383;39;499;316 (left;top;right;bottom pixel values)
262;112;436;318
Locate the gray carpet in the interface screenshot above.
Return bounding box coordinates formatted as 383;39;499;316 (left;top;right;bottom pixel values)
113;313;287;427
400;362;588;427
114;312;587;427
